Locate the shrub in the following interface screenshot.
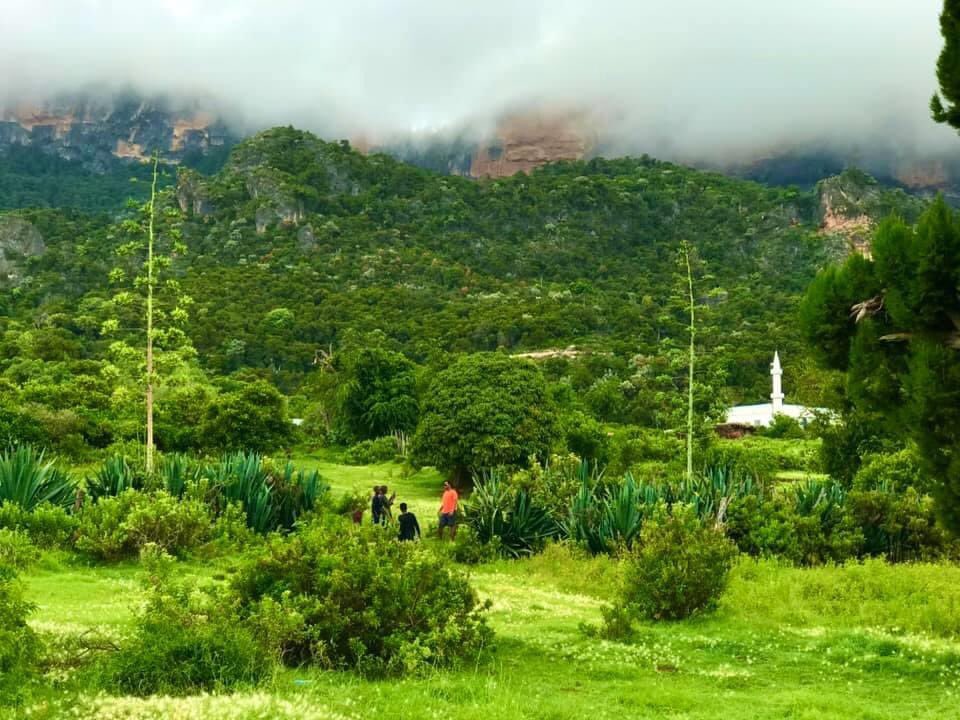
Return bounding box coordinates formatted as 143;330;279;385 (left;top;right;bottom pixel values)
123;492;212;557
562;412;610;465
620;505;737;621
0;501;77;549
725;486;863;566
342;436;397;465
0;563;40;707
0;529;38;570
737;436;823;473
702;441;779;484
201;381;293;454
760;414;807;439
448;525;501;565
77;490;213;560
232;518;492;674
75;491;138;561
848;487;953;562
100;549;272;695
508;455;601;523
158;452;202;498
853;446;932;494
0;445;75;511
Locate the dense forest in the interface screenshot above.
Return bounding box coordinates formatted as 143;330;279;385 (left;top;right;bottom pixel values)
0;127;926;458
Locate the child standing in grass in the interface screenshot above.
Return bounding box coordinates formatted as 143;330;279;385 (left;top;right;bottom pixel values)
397;502;421;541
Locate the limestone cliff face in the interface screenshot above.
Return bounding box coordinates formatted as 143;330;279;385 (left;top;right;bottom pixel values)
468;110;595;178
814;170;926;257
0;216;45;287
0;95;233;171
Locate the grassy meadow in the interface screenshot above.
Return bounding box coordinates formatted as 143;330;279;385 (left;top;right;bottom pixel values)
12;456;960;720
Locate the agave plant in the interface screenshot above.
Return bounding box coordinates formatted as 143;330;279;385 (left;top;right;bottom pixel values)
0;445;75;511
794;478;846;523
599;473;644;549
498;491;558;558
85;455;140;501
559;476;607;554
205;452;276;533
273;461;329;530
464;470;557;557
158;453;201;499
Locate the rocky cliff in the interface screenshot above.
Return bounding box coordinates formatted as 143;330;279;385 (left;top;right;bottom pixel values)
0;94;234;172
468;110;595;178
814;169;926;256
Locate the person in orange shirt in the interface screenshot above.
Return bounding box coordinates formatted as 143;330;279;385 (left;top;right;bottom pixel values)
438;481;459;540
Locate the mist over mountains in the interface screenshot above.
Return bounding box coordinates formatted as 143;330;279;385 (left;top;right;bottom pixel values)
1;0;954;173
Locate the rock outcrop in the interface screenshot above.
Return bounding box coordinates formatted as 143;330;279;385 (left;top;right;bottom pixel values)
814;169;925;257
0;94;233;171
469;110;594;178
0;216;46;286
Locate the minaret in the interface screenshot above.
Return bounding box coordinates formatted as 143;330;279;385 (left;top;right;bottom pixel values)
770;351;784;414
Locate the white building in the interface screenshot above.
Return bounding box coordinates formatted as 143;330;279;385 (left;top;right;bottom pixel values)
724;352;821;427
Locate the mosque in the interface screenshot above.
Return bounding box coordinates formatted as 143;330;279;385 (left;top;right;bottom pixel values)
724;352;821;428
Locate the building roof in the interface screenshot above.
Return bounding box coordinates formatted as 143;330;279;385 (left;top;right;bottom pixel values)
725;403;820;427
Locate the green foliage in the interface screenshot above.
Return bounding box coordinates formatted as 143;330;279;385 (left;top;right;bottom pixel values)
338;347;418;440
802;197;960;530
101;550;271;695
0;563;40;707
932;0;960;130
204;452;326;533
0;501;77;548
232;518;492;674
848;487;954;562
412;354;560;480
702;441;779;484
508;455;603;522
464;471;558;558
0;529;38;570
122;492;212;557
618;505;737;621
725;480;864;566
853;446;932;493
201;381;293;453
561;411;611;465
0;445;75;511
209;383;290;448
85;454;142;501
76;490;211;560
342;436;398;465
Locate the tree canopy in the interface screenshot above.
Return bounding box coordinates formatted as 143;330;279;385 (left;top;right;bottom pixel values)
411;353;560;482
801;197;960;531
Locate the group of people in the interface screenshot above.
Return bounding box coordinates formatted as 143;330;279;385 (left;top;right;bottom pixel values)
361;481;460;541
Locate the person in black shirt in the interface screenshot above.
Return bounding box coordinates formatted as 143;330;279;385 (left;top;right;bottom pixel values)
371;486;386;525
397;503;420;541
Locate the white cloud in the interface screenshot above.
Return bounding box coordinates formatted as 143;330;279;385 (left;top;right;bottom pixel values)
0;0;953;160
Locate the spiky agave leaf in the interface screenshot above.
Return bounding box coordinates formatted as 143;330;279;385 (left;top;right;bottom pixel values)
0;445;75;511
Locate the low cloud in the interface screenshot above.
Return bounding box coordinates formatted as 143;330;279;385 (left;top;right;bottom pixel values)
1;0;954;161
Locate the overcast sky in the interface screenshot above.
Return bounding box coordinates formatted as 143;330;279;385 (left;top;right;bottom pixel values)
0;0;953;160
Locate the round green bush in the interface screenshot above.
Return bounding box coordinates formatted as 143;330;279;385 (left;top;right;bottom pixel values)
622;506;737;620
232;518;492;674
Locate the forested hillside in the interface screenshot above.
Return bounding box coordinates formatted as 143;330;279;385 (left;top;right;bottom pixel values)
0;127;925;456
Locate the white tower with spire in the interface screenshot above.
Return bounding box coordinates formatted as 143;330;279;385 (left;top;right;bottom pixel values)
770;351;784;414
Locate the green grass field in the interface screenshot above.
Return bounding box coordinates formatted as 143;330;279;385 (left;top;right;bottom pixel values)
15;459;960;719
